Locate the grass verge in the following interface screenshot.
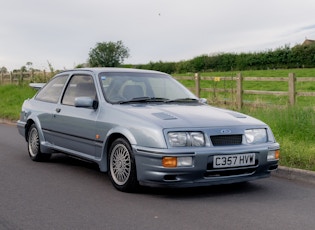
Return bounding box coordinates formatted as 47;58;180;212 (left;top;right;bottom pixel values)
0;84;36;121
241;106;315;171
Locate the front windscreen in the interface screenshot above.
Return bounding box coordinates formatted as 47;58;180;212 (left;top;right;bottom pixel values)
98;72;197;104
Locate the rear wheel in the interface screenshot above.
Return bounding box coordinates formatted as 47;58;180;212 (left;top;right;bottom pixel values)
27;124;51;161
108;138;138;192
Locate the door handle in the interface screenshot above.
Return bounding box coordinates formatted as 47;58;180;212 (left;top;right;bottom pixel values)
56;108;61;113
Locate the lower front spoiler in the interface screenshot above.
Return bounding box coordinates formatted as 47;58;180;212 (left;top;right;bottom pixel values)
138;171;272;188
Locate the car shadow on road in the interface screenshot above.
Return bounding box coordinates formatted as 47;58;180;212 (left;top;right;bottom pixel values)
138;181;265;198
46;153;266;198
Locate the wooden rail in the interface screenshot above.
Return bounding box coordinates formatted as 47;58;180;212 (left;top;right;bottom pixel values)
2;70;315;109
174;73;315;109
0;70;52;85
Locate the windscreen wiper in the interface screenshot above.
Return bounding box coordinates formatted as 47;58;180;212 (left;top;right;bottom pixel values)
165;98;198;103
118;97;169;104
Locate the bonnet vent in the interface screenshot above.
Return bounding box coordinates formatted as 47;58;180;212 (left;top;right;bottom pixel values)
152;112;177;120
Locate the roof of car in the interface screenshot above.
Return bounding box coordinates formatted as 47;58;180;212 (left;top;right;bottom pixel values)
58;67;166;75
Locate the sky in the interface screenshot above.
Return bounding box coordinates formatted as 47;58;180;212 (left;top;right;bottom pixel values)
1;0;315;71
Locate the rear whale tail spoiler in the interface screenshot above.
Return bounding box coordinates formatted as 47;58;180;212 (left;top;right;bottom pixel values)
29;83;45;90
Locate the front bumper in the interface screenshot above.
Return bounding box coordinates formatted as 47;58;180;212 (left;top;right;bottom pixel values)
133;144;279;188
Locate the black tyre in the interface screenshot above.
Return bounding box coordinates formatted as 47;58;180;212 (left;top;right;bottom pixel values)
27;124;51;161
108;138;138;192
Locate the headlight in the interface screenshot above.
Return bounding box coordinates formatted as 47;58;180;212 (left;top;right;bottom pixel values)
167;132;205;147
244;129;267;144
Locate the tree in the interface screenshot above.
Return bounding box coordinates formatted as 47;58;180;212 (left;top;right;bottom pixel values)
26;62;33;71
88;41;130;67
0;66;7;73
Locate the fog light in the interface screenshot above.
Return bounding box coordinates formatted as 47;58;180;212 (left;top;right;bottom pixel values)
162;157;177;167
177;157;193;167
267;150;280;161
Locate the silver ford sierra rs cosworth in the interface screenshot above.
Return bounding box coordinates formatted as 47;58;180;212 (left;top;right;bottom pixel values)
17;68;280;192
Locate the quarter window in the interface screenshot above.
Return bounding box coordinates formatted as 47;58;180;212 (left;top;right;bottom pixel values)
35;75;68;103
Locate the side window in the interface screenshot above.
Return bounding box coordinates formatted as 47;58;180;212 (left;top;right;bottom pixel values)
62;75;97;106
35;75;68;103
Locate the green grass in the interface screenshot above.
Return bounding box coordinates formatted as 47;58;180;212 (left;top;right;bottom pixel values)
0;84;36;120
241;106;315;171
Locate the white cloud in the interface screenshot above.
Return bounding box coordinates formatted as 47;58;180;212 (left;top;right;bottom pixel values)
1;0;315;70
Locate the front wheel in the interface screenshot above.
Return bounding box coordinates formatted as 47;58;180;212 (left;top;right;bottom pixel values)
108;138;138;192
27;124;51;162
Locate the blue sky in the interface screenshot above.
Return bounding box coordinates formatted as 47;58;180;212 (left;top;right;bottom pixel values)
1;0;315;71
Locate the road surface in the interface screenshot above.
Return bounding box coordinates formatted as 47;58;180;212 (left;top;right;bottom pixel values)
1;124;315;230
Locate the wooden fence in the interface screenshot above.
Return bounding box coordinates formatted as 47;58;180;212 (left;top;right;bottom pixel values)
0;70;53;85
174;73;315;109
2;70;315;109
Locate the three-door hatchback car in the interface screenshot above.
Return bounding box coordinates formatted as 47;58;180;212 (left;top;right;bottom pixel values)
17;68;279;192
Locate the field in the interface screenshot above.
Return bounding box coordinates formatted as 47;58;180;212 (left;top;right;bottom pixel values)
1;68;315;171
176;68;315;107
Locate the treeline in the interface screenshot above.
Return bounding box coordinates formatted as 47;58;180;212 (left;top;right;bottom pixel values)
132;43;315;74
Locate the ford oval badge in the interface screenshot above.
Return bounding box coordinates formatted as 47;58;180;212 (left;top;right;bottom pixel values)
220;129;232;134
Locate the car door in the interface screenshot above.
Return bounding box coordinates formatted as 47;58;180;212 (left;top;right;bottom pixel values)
35;74;69;142
50;74;99;158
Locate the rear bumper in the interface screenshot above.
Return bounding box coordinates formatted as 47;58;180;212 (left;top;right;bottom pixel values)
17;120;26;139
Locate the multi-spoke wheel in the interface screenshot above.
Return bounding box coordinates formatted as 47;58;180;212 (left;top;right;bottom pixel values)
27;124;51;161
108;138;138;192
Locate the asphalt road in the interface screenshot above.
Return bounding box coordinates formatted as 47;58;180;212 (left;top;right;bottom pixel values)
1;123;315;230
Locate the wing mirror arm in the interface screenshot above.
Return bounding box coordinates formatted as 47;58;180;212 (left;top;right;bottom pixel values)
199;98;208;104
92;100;99;110
75;97;98;110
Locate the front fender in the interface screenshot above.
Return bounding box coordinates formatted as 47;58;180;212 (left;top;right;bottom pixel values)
97;126;137;172
105;126;137;145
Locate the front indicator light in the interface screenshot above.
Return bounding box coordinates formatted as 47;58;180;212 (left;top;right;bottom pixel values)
162;157;177;167
267;149;280;161
162;157;193;168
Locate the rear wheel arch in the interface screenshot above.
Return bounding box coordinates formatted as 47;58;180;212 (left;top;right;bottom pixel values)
27;123;51;161
25;119;35;141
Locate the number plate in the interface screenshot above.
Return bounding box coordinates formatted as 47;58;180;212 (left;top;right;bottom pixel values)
213;153;255;168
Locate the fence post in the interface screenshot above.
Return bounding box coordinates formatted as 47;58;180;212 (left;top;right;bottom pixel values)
236;73;243;109
0;71;3;85
288;73;296;106
10;72;13;84
194;73;200;98
30;69;34;82
19;71;23;85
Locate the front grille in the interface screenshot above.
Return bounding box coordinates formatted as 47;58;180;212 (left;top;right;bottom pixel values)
210;134;242;146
